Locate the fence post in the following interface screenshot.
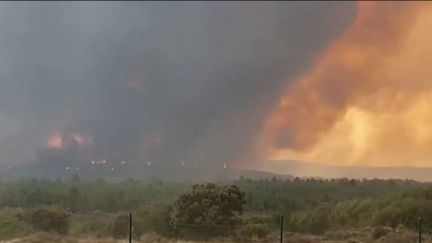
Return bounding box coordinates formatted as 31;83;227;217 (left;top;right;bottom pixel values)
129;212;133;243
280;215;284;243
418;217;422;243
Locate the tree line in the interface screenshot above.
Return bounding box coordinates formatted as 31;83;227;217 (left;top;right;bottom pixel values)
0;176;431;241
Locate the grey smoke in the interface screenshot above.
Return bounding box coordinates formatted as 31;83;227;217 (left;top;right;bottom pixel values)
0;2;356;166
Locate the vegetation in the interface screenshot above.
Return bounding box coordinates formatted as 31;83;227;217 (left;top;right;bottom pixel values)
0;177;431;241
171;183;245;239
30;208;69;235
111;214;143;239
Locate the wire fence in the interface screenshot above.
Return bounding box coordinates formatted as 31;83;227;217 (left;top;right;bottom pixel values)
125;213;284;243
125;213;431;243
135;224;277;241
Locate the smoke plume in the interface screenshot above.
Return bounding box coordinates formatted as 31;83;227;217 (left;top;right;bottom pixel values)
0;2;355;168
258;2;432;168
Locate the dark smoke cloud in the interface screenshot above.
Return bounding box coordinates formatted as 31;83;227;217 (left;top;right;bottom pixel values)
0;2;356;166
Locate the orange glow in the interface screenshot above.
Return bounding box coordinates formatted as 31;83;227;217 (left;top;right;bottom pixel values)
258;2;432;167
46;131;63;149
45;131;92;150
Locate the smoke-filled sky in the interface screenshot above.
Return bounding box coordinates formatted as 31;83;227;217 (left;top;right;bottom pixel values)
4;2;430;171
258;2;432;169
0;2;356;168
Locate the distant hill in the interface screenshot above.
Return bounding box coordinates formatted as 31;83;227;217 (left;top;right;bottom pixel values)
261;159;432;182
1;160;292;182
6;157;432;182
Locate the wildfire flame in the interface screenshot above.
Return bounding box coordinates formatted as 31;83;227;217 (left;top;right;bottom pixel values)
46;131;63;149
258;2;432;167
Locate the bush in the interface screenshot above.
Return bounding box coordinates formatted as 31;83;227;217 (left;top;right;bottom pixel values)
0;207;33;240
111;214;143;239
300;204;331;234
68;211;113;237
370;225;392;239
31;208;69;235
137;205;173;236
171;183;245;239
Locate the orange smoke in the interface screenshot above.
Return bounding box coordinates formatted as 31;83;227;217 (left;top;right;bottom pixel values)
258;2;432;167
45;131;92;150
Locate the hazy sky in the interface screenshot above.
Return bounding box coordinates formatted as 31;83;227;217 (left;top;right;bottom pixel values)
0;2;357;168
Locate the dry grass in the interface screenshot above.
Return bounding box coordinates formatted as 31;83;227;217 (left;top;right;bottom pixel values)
0;233;234;243
2;227;432;243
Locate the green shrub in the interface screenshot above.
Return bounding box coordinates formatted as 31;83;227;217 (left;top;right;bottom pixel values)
171;183;245;239
137;205;173;236
31;208;69;235
68;211;113;237
0;207;33;240
300;204;331;234
111;214;143;239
